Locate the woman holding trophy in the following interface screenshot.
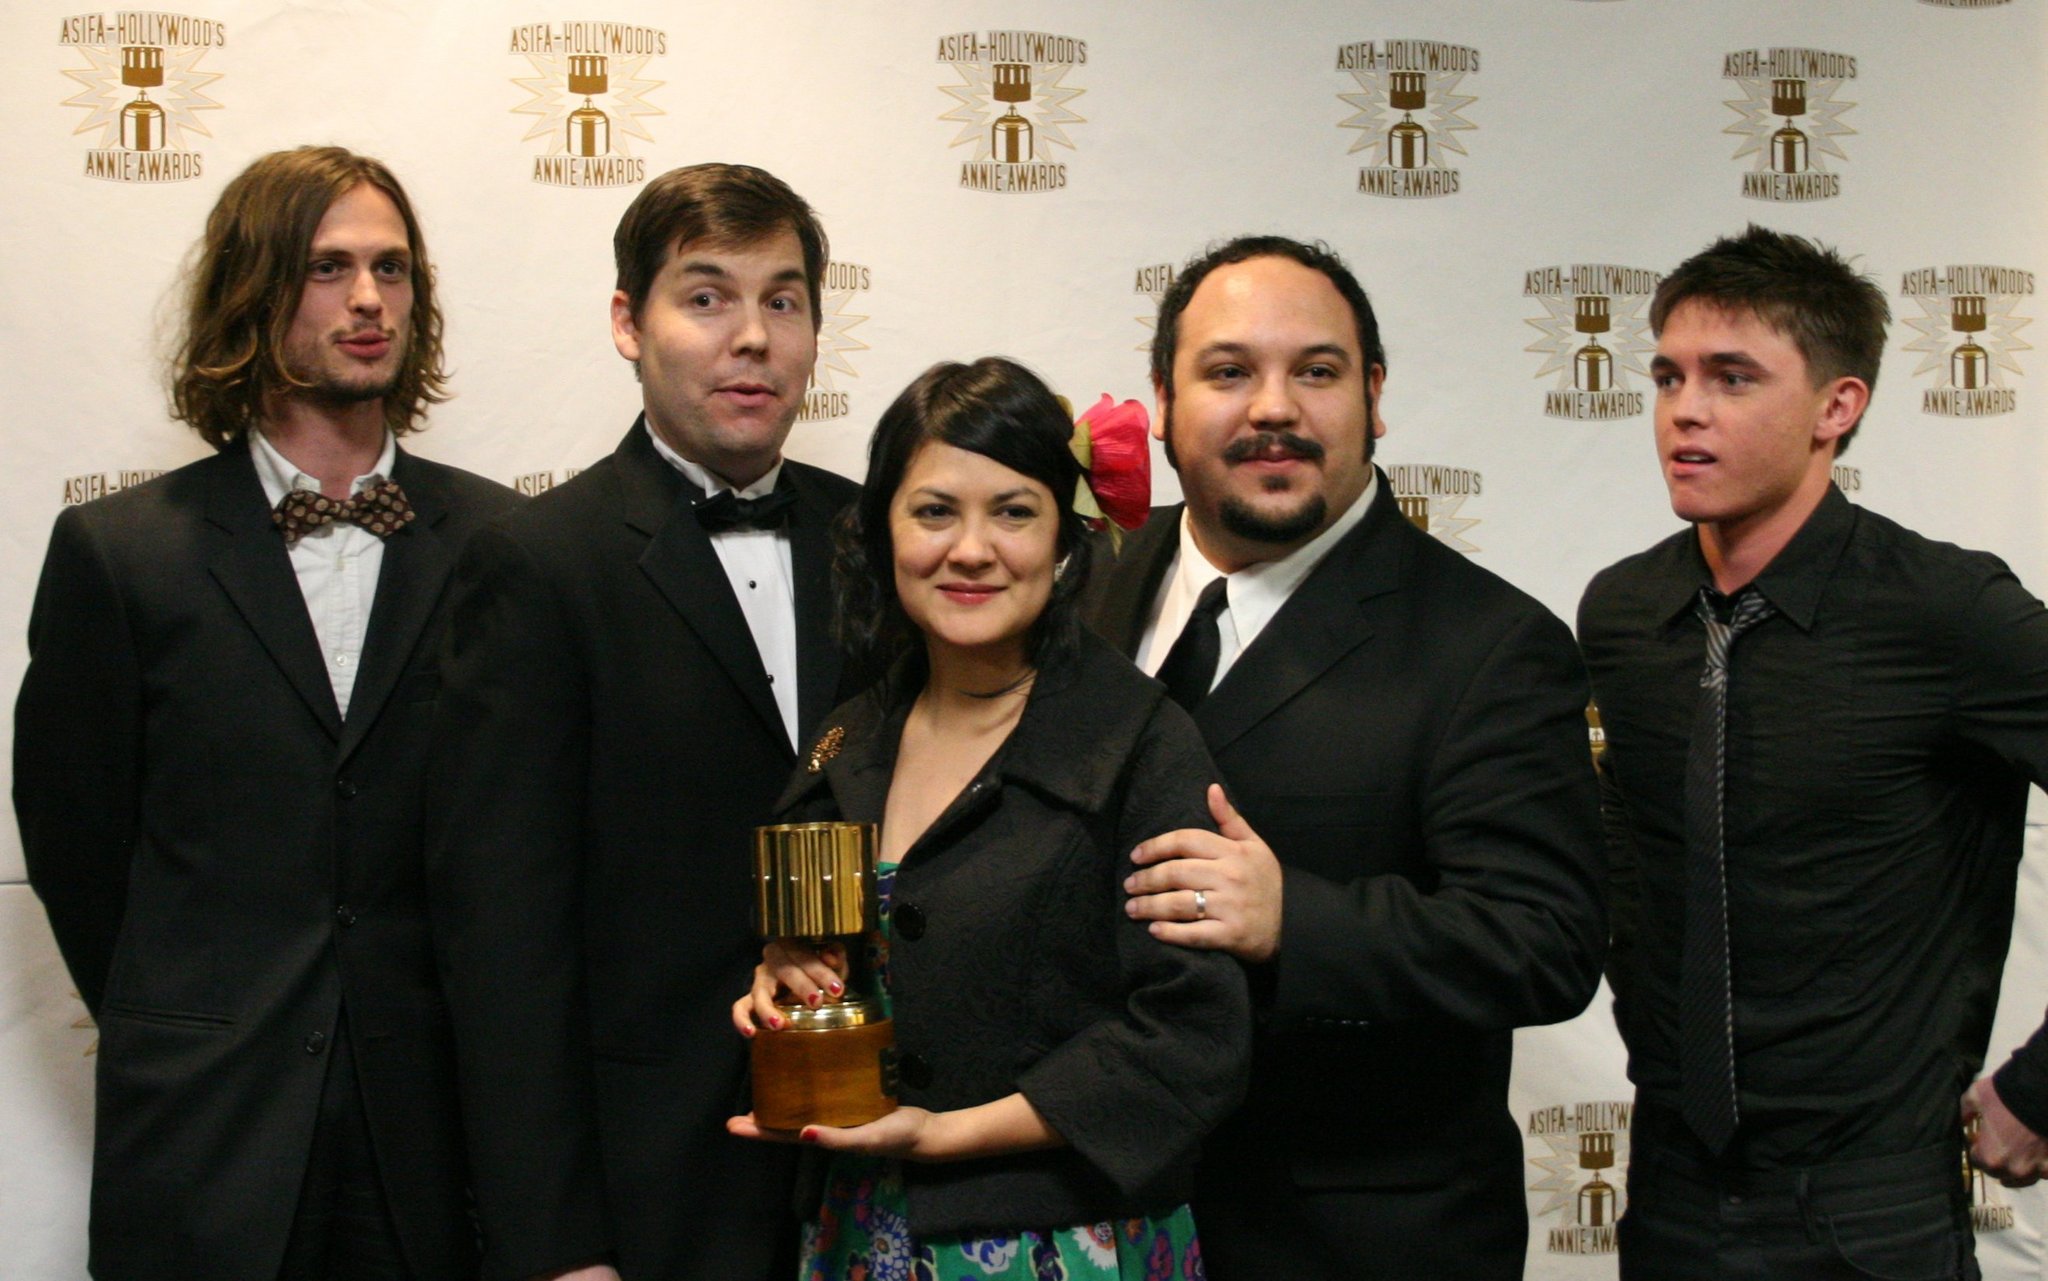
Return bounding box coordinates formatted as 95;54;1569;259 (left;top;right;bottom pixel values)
730;357;1250;1280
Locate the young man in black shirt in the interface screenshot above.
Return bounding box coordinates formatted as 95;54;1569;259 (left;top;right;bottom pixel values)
1581;224;2048;1279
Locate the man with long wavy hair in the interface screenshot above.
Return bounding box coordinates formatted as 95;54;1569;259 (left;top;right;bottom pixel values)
16;145;517;1281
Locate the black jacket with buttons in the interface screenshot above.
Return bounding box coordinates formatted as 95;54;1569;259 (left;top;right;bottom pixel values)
777;629;1252;1235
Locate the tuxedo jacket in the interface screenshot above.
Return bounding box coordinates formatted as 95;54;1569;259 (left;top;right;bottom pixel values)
428;422;858;1281
15;441;520;1281
1081;480;1604;1279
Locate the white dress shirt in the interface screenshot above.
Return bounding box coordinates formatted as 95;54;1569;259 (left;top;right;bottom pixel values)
1135;472;1380;691
646;425;800;751
250;429;398;720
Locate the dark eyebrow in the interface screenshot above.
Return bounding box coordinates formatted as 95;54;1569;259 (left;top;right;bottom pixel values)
1192;341;1352;365
991;488;1038;504
1701;350;1768;372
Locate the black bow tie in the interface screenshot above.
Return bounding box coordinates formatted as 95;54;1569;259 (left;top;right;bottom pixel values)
694;486;795;533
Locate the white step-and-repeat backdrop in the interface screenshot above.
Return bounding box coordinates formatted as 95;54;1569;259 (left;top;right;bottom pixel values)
2;1;2044;1276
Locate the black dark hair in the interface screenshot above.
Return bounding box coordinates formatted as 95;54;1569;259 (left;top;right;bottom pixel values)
613;162;828;325
837;357;1091;699
1651;224;1889;455
1151;234;1386;398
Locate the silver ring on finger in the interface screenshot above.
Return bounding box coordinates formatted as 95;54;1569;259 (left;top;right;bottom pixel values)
1193;889;1208;920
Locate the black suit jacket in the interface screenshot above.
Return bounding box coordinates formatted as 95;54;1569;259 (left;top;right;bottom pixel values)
15;442;520;1281
1082;480;1604;1280
428;422;858;1281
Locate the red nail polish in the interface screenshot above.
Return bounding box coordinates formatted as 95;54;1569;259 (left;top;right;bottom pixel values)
829;981;843;996
800;1128;818;1143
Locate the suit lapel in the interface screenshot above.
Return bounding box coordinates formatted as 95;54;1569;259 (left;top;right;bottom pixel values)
204;447;343;740
619;424;790;752
338;449;453;762
1085;505;1181;656
1195;481;1405;756
786;465;844;739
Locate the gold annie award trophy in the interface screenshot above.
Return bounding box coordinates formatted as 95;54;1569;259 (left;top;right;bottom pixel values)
749;822;898;1129
1387;71;1429;169
1575;1130;1617;1227
1951;294;1990;391
566;55;612;158
990;63;1035;163
1574;295;1613;393
119;46;165;152
1770;78;1809;175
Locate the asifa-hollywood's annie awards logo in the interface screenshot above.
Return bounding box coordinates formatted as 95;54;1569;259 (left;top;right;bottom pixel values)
1527;1100;1631;1255
59;11;224;183
800;260;872;423
1524;265;1662;420
1336;38;1479;199
510;21;665;188
1901;265;2033;417
1132;259;1177;351
937;30;1087;194
1388;464;1482;553
1722;48;1856;202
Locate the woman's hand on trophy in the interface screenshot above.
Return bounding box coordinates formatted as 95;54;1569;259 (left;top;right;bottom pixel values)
730;938;850;1035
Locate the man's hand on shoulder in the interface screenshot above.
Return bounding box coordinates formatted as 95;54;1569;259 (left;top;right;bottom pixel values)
534;1266;621;1281
1964;1075;2048;1187
1124;784;1282;962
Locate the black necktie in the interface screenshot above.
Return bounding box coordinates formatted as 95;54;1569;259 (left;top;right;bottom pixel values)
1679;586;1776;1156
1156;577;1229;711
694;486;795;533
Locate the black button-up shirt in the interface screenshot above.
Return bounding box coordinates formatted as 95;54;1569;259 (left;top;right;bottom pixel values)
1580;485;2048;1166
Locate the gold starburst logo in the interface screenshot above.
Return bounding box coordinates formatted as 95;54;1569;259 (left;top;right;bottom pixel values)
937;30;1088;195
1387;465;1484;554
1523;265;1662;421
1336;39;1480;200
1722;49;1857;202
509;22;665;189
1901;265;2034;418
801;262;872;423
59;12;225;184
1527;1100;1631;1255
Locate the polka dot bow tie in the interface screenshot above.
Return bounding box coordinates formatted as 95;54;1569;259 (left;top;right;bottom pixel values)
272;480;415;546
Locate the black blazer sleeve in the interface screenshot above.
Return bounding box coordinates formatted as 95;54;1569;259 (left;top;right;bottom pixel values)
427;523;610;1281
1016;699;1251;1197
15;505;143;1014
1270;606;1606;1031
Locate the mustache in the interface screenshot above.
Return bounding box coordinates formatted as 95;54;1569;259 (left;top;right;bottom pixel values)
1222;431;1326;465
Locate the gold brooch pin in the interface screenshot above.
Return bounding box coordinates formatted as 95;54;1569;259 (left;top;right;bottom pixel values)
807;725;846;773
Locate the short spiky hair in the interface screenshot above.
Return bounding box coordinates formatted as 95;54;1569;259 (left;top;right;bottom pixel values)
171;146;447;450
1651;225;1889;453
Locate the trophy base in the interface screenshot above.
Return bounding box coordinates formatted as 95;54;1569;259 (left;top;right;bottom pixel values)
750;1016;898;1130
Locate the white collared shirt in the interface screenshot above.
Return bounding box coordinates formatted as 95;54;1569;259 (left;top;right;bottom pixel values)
251;428;398;720
1135;472;1380;691
646;424;800;751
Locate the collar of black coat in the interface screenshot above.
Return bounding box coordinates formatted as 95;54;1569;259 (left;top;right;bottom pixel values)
780;628;1171;822
1646;482;1858;636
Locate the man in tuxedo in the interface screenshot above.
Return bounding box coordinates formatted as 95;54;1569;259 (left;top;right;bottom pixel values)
429;164;856;1281
1084;235;1605;1279
16;146;519;1280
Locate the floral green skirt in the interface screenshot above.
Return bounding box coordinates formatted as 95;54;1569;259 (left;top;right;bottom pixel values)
798;1155;1204;1281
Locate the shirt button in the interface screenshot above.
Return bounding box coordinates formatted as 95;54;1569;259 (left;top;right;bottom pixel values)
335;904;356;928
767;674;775;684
304;1031;327;1055
894;901;927;941
336;779;359;799
748;580;758;589
334;653;353;669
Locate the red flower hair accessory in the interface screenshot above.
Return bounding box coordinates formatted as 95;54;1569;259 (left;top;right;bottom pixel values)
1068;394;1151;550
